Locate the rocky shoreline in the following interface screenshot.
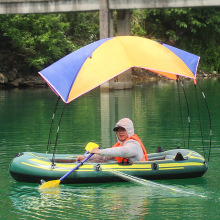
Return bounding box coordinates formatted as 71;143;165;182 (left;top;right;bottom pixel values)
0;50;46;88
0;73;47;88
0;50;219;89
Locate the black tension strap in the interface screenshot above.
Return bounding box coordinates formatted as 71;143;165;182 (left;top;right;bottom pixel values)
194;83;206;159
180;79;191;149
197;81;212;162
176;78;186;148
51;102;66;168
46;96;60;154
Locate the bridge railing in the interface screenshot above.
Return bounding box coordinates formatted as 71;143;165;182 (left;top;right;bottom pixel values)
0;0;219;15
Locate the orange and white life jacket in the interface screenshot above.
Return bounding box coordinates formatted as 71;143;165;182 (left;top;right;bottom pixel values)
112;134;148;163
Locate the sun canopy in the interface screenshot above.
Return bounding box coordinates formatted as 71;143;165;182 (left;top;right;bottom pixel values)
39;36;200;103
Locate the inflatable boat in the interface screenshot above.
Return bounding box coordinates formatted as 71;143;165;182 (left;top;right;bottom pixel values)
9;37;211;186
9;148;208;184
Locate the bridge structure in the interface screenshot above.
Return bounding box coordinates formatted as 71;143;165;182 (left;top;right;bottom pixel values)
1;0;219;14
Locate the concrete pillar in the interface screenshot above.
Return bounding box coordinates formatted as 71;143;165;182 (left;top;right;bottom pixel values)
117;10;131;36
100;91;112;148
100;8;132;91
100;89;132;148
99;0;114;39
114;9;132;90
99;0;114;90
99;5;132;148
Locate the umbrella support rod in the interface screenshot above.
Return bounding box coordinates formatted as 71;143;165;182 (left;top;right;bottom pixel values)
197;82;212;162
46;96;60;154
194;84;205;159
180;79;191;149
177;78;186;148
51;103;66;168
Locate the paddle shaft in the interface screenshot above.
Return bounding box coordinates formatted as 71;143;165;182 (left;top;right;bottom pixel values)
59;151;96;182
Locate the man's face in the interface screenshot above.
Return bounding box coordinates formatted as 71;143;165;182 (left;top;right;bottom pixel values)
116;127;128;142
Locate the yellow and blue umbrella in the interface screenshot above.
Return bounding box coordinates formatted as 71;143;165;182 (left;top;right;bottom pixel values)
39;36;200;103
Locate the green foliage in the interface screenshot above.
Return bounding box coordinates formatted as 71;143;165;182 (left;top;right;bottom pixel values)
0;8;219;73
66;12;99;47
0;12;100;70
131;8;220;72
0;14;73;69
131;10;147;36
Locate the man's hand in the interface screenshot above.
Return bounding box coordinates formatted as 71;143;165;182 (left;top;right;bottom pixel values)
90;147;101;155
76;147;100;162
76;155;86;162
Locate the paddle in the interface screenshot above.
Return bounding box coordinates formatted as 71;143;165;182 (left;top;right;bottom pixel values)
39;142;99;189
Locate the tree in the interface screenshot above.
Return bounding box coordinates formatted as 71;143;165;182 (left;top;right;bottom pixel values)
131;8;220;72
65;12;99;46
0;8;219;73
0;14;73;69
0;12;100;71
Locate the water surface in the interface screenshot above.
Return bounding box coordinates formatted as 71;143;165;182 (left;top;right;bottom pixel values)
0;78;219;219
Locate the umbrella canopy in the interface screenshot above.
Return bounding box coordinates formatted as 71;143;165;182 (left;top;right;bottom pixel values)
39;36;200;103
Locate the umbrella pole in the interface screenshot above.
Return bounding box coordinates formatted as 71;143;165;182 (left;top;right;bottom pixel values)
180;79;191;149
197;82;212;162
46;97;60;153
194;84;206;159
51;103;66;168
176;78;185;148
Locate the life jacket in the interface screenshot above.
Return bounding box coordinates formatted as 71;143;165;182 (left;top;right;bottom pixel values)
112;134;148;163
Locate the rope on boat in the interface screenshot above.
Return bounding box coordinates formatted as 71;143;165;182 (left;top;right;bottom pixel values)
180;79;191;149
108;169;206;198
197;81;212;162
51;103;66;168
47;97;60;154
177;78;186;148
194;84;206;159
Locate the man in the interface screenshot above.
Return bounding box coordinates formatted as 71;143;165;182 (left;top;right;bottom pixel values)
76;118;148;162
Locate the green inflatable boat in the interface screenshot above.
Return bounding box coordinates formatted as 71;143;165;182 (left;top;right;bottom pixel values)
9;148;207;184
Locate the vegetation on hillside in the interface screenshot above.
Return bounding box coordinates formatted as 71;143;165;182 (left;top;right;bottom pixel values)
0;8;219;73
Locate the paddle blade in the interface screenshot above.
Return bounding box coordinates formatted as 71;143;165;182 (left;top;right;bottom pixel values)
39;179;61;190
85;142;99;152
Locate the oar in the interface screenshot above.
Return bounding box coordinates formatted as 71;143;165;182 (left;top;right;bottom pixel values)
39;142;99;190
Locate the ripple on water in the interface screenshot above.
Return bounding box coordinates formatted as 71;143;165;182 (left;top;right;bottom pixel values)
9;180;211;220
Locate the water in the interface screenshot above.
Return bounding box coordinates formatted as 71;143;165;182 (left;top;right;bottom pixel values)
0;78;220;219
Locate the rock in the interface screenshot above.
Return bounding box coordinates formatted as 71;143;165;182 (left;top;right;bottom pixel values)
7;78;25;87
21;81;35;87
8;70;18;81
7;81;19;87
15;78;25;84
0;73;8;84
27;76;47;86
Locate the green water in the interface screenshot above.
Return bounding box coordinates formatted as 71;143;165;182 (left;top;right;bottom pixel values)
0;78;219;219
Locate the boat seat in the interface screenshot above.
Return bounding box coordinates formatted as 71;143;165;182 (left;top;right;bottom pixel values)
148;156;166;161
156;146;165;152
174;152;186;161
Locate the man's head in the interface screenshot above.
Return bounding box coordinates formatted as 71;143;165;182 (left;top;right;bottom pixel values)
113;118;134;141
